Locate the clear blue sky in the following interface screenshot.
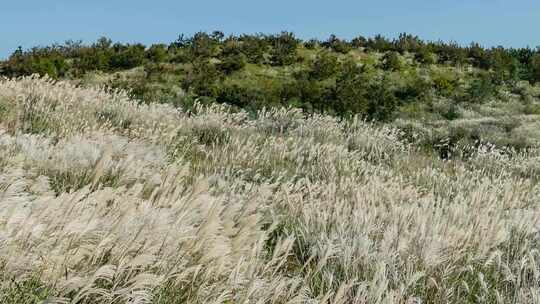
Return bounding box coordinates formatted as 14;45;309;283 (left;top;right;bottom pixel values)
1;0;539;59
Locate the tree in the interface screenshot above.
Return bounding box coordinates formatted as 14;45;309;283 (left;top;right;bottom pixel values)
366;35;393;52
146;44;168;63
191;32;220;58
269;31;299;66
172;32;221;60
434;41;467;66
238;34;268;64
218;38;246;74
322;35;352;54
351;36;368;49
531;53;540;83
488;47;519;83
95;37;113;50
304;39;320;50
467;42;489;69
210;31;225;42
394;33;423;53
464;71;496;103
509;47;535;81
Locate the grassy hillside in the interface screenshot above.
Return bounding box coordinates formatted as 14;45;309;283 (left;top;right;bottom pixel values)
2;77;540;303
2;32;540;155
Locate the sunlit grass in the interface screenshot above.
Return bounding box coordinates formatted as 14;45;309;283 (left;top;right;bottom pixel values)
1;76;540;303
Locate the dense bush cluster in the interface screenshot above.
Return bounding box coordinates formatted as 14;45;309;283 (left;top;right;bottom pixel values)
1;31;540;122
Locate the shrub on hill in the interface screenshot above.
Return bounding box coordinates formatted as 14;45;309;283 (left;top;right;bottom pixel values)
216;83;272;111
182;59;222;97
532;53;540;83
269;31;299;66
172;32;222;59
218;53;247;74
285;72;332;113
2;46;68;78
303;38;320;50
109;43;146;70
393;33;424;53
322;34;352;54
334;60;397;120
238;34;268;64
414;47;436;65
146;44;169;63
218;40;247;74
2;31;540;126
309;51;340;80
381;51;402;71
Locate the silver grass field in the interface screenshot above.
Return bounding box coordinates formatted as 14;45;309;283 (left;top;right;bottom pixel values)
1;76;540;303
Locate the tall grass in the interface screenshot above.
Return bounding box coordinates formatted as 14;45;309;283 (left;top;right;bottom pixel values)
1;76;540;303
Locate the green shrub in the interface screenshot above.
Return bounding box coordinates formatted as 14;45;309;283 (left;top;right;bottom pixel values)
440;102;460;120
146;44;169;63
381;51;402;71
432;41;468;65
395;73;432;102
309;51;340;80
432;71;458;97
463;72;496;103
74;47;112;73
414;48;436;65
467;42;490;69
489;47;519;83
394;33;424;53
173;32;221;59
322;34;352;54
531;53;540;83
182;59;222;97
2;47;69;78
334;61;397;120
0;100;7;117
109;43;146;70
304;39;320;50
285;74;331;113
0;273;51;304
351;35;368;48
366;34;393;52
238;34;268;64
218;53;247;74
269;32;299;66
216;83;276;112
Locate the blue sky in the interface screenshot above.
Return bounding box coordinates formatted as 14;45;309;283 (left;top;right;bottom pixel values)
1;0;539;59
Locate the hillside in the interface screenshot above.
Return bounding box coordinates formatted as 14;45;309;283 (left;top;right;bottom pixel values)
3;32;540;155
2;77;540;303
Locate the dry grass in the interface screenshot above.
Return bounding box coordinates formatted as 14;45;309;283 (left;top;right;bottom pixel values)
1;76;540;303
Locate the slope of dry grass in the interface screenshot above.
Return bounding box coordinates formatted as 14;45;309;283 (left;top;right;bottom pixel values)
1;76;540;303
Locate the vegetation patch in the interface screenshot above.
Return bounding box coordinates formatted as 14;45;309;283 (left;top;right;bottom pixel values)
2;33;540;303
